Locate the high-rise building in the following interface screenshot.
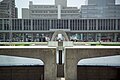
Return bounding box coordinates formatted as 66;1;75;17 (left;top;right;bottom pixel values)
0;1;9;18
22;0;80;19
0;0;17;18
81;0;120;18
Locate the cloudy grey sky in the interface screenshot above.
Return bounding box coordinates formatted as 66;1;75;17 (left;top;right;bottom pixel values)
15;0;120;18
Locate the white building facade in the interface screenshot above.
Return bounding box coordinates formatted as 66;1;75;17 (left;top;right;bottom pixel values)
22;0;80;19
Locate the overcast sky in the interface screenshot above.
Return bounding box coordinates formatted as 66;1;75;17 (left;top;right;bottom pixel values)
15;0;120;18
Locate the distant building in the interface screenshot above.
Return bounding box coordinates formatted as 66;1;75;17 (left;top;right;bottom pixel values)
0;18;120;42
22;0;80;19
0;0;17;18
81;0;120;18
22;8;29;19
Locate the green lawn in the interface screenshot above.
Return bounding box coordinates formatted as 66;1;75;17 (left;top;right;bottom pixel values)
0;42;47;46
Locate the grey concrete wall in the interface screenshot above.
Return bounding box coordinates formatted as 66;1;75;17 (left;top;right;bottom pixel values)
77;66;118;80
0;48;56;80
65;48;120;80
0;66;44;80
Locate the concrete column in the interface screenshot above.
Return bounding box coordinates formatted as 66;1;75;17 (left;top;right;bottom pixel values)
48;32;53;41
31;33;33;42
44;50;57;80
62;50;65;64
114;33;117;42
96;19;98;30
56;51;59;64
68;20;70;30
87;33;89;41
50;20;52;30
32;33;35;42
31;19;33;30
22;19;24;30
81;33;83;41
65;58;77;80
116;19;118;30
87;19;89;30
65;50;78;80
22;33;25;42
98;33;101;41
9;32;13;42
3;33;5;41
44;62;57;80
95;33;98;41
2;19;4;30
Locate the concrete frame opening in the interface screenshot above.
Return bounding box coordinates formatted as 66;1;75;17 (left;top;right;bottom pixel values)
57;50;64;78
0;55;45;80
51;30;69;41
77;56;120;80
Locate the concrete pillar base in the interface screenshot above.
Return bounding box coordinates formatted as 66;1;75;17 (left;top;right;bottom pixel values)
114;33;117;42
